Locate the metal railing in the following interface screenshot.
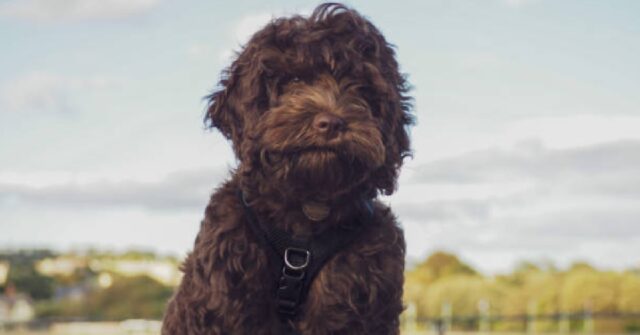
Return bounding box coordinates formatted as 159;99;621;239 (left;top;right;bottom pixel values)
403;311;640;334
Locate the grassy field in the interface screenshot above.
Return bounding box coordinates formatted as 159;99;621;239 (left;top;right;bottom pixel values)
0;331;427;335
3;326;634;335
0;324;424;335
6;332;633;335
2;321;433;334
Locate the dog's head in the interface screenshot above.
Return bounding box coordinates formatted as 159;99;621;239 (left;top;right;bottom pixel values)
206;3;413;199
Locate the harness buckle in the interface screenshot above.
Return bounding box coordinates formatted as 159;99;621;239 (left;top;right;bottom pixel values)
282;266;305;280
284;247;310;271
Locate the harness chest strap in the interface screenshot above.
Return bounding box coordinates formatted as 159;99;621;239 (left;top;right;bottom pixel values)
238;191;374;320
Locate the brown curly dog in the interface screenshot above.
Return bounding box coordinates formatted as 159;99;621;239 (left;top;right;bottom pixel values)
162;3;413;334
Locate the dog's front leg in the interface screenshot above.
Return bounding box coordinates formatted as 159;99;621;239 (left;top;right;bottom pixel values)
296;220;406;335
161;254;231;335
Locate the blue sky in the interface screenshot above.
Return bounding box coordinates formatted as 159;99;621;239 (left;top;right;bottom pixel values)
1;0;639;273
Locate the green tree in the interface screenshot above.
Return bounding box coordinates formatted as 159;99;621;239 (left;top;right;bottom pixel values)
415;251;477;279
41;274;173;320
1;250;56;300
404;251;479;318
87;275;173;320
560;269;620;313
425;275;504;317
619;272;640;313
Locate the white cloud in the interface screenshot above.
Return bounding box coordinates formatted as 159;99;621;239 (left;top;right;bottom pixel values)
396;139;640;273
0;205;202;256
192;11;283;67
215;12;273;66
504;115;640;150
411;139;640;185
502;0;538;8
232;12;274;45
1;72;71;114
0;72;119;114
216;8;312;66
412;114;640;164
186;43;212;60
0;167;227;211
0;167;226;255
0;0;160;22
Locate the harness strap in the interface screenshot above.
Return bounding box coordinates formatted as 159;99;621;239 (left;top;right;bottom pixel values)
238;190;373;333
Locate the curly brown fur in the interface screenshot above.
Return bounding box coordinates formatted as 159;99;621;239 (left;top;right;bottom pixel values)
162;3;413;334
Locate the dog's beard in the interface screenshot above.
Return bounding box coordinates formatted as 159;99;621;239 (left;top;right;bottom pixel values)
289;149;361;193
259;133;385;197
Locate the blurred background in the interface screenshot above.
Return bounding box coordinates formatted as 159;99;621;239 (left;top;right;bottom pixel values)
1;0;639;334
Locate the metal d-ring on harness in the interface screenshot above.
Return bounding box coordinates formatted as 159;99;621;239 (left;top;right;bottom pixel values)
238;190;374;334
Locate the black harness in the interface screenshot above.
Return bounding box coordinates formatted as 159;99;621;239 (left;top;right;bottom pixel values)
238;191;373;334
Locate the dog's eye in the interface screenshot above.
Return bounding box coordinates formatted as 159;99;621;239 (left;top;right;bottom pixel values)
290;76;301;83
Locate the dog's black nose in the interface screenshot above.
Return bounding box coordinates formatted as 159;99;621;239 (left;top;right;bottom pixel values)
313;112;345;137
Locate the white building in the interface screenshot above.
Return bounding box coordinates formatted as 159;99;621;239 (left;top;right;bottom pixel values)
0;262;9;286
0;293;35;324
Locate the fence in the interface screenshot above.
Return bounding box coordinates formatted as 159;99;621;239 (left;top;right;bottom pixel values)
2;313;640;334
0;319;161;334
403;310;640;334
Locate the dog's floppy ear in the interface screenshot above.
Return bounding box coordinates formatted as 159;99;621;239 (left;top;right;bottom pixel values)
205;46;269;157
205;72;243;153
373;74;413;196
206;87;234;139
358;19;414;196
